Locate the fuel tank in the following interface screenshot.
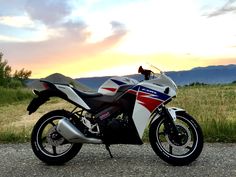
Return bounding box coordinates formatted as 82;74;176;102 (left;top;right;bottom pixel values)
98;76;138;96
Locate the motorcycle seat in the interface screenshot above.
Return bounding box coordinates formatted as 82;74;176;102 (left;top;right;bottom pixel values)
72;88;103;98
72;85;135;113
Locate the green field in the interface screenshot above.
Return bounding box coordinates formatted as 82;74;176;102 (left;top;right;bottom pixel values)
171;84;236;142
0;84;236;143
0;87;33;106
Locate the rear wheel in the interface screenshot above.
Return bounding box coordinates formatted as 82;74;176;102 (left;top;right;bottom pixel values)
149;112;203;166
31;110;82;165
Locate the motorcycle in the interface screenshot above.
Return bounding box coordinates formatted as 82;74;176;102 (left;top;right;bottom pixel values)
27;65;203;166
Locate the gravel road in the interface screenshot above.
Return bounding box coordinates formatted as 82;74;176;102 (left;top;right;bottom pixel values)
0;143;235;177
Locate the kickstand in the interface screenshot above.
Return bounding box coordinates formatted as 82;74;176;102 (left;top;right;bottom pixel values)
105;144;113;158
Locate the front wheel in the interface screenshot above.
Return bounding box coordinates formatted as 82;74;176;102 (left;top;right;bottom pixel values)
31;110;82;165
149;111;203;166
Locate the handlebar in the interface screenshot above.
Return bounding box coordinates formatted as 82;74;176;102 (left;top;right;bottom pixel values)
138;66;152;80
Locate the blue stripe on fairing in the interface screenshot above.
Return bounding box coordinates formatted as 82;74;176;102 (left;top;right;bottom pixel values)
132;85;140;91
111;79;126;85
139;86;170;101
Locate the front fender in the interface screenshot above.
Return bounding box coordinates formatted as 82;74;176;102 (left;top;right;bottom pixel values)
149;107;185;126
27;89;68;115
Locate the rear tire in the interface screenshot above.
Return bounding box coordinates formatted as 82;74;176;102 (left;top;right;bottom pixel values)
149;112;203;166
31;110;82;165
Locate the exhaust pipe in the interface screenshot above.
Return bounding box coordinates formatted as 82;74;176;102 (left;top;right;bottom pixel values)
56;118;102;144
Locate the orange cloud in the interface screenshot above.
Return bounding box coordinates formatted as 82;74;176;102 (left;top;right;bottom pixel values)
2;24;127;78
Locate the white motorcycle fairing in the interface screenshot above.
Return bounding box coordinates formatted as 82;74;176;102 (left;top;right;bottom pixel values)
126;83;174;138
28;72;178;141
28;65;204;166
55;84;91;110
98;76;139;96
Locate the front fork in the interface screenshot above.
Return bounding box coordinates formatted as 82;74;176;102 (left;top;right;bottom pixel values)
162;106;179;135
152;105;184;142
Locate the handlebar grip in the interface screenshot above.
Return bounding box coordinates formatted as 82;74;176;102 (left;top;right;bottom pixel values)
138;66;151;80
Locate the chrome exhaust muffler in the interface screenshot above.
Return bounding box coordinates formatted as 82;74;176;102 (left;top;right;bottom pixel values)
57;118;102;144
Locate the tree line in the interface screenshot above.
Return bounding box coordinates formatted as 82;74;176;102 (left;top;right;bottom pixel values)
0;52;32;88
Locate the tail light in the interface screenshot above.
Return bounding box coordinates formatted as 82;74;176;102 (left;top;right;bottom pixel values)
42;82;49;89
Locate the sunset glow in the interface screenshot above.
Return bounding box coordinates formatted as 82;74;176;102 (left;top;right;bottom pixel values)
0;0;236;78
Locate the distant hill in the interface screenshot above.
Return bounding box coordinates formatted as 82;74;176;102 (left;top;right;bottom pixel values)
27;73;93;92
166;64;236;85
76;64;236;90
27;64;236;91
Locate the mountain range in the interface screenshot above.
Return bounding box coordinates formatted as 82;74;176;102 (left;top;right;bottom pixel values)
27;64;236;91
77;64;236;89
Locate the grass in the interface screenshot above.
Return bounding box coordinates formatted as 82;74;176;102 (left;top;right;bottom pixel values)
0;84;236;143
170;84;236;142
0;86;33;106
0;128;31;143
0;86;75;143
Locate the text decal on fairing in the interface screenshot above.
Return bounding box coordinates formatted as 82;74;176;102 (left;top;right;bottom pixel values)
139;86;170;101
140;87;157;95
127;85;171;113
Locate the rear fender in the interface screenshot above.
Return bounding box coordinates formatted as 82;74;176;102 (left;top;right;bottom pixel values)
27;89;68;115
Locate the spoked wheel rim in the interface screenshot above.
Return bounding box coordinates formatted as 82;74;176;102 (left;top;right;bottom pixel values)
36;116;74;158
155;116;199;158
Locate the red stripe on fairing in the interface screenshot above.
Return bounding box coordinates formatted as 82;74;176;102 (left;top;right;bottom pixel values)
102;87;117;92
137;92;163;112
127;89;137;95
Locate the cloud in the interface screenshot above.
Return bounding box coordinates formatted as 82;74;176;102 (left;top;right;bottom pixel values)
206;0;236;17
24;0;89;42
0;0;128;44
0;0;128;77
0;20;127;71
110;21;127;35
99;21;127;47
0;0;27;16
0;16;34;28
25;0;72;26
89;21;127;51
0;35;25;42
0;1;88;43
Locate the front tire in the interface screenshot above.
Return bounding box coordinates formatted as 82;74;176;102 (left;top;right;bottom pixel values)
149;111;203;166
31;110;82;165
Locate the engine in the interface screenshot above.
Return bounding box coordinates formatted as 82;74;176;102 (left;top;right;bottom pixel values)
73;105;141;144
95;106;132;144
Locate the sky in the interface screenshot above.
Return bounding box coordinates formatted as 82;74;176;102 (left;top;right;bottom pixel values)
0;0;236;78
